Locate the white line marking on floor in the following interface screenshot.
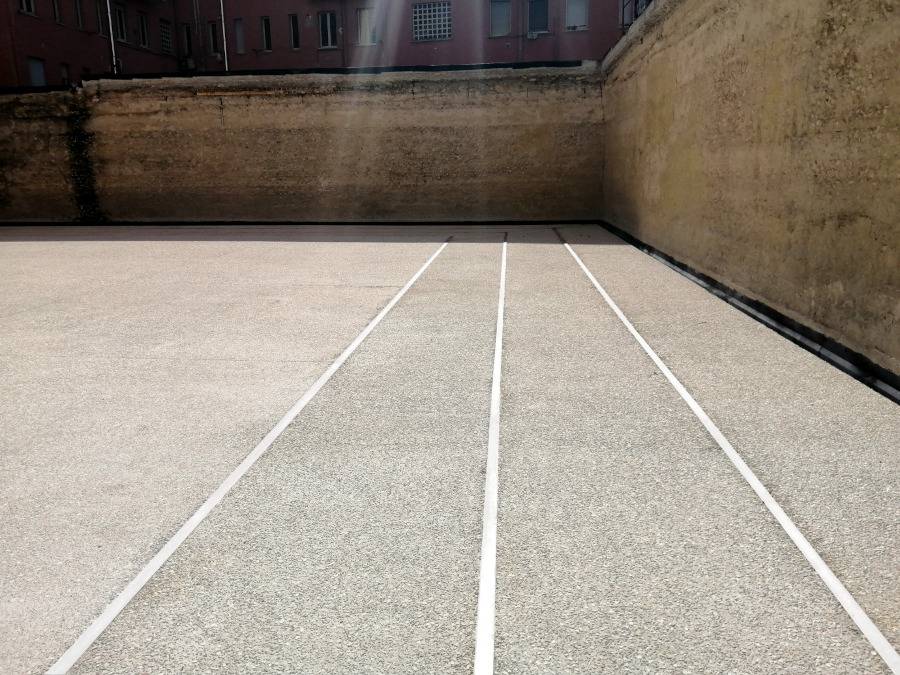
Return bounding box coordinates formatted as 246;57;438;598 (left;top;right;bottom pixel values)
46;239;451;675
473;235;508;675
558;231;900;674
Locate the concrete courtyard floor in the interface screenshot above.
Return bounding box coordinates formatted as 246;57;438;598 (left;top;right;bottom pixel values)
0;224;897;674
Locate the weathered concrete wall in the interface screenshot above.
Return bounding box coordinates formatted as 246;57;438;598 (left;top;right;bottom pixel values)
0;68;603;224
87;69;603;222
0;93;77;221
599;0;900;374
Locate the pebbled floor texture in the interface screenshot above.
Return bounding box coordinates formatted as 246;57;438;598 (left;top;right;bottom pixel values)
0;225;896;674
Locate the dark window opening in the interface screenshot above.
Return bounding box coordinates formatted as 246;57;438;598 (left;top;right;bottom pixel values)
319;11;337;48
528;0;549;33
261;16;272;50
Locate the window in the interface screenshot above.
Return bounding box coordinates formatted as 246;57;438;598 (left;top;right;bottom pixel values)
60;63;70;84
566;0;588;29
113;4;126;41
182;23;193;56
160;19;173;53
528;0;549;33
19;0;36;15
52;0;61;23
74;0;83;28
233;18;245;54
289;14;300;48
623;0;651;27
357;7;376;45
412;2;451;42
96;1;108;35
207;21;219;54
489;0;510;37
260;16;272;50
319;11;337;48
27;57;45;86
138;13;149;47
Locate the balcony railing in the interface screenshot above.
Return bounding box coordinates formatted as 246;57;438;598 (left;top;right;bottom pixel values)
622;0;653;31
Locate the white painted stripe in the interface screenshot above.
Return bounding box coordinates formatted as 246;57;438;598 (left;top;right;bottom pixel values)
559;234;900;674
46;239;451;675
473;236;508;675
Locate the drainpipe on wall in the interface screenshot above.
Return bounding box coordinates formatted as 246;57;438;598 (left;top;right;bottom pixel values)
104;0;118;74
219;0;229;71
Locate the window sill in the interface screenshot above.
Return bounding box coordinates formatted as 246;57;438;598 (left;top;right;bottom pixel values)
318;46;340;50
565;26;589;31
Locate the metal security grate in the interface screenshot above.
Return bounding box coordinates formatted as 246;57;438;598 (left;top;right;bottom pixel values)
413;2;452;42
160;19;173;54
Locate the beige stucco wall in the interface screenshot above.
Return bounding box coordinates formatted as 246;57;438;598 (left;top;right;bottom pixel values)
599;0;900;373
84;69;603;222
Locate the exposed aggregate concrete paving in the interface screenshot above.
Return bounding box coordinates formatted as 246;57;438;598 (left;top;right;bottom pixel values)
0;225;895;674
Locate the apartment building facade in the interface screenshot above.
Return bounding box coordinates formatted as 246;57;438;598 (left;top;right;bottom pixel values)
1;0;623;87
1;0;180;87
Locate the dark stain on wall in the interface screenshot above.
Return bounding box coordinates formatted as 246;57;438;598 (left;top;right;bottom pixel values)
66;94;106;223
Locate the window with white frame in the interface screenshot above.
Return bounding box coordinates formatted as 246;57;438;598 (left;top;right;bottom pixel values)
357;7;376;45
319;11;337;47
19;0;36;15
113;4;127;41
528;0;549;33
138;13;149;47
412;2;451;42
159;19;173;53
566;0;588;29
489;0;510;37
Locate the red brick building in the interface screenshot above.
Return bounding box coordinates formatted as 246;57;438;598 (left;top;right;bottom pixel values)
1;0;180;87
2;0;623;87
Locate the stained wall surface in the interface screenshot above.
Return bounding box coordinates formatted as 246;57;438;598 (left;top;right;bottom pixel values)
0;92;76;221
599;0;900;374
84;69;605;222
